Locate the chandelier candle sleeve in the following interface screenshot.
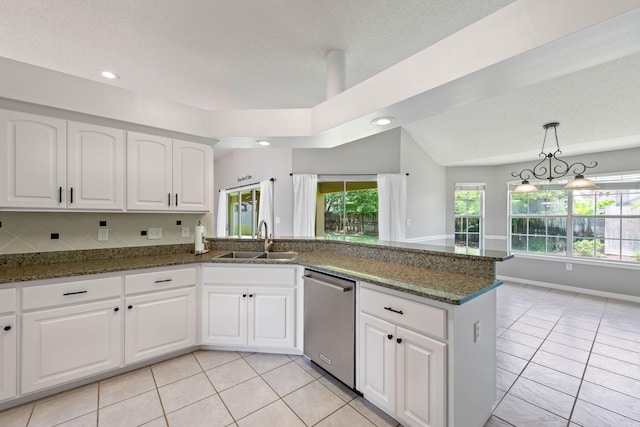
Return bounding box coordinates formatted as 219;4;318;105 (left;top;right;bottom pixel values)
511;122;598;192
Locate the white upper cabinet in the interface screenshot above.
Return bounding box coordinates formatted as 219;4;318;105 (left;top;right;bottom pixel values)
0;109;67;208
126;132;173;210
67;121;125;210
127;132;211;212
172;139;211;211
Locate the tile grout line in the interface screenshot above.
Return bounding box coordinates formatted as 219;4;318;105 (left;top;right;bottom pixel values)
565;295;607;425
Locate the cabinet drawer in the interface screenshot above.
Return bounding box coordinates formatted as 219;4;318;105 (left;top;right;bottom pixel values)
23;277;122;311
0;288;16;313
203;266;296;286
125;267;197;294
360;287;447;340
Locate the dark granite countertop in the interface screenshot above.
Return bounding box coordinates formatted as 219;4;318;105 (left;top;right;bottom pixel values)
0;242;503;304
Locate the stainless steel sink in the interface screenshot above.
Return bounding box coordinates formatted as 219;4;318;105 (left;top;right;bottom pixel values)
214;251;298;260
214;251;264;259
257;251;299;260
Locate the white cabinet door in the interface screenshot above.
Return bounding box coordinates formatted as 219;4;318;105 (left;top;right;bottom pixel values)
0;315;16;402
125;287;197;364
21;299;122;393
126;132;173;210
359;312;396;414
0;109;66;208
172;139;211;212
396;327;446;427
202;286;247;346
248;287;295;348
67;121;125;210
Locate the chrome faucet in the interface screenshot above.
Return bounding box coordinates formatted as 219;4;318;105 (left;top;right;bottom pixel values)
258;220;273;252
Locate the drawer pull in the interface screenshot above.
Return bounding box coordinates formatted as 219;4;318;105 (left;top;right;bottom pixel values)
114;307;120;312
387;334;393;340
63;290;88;296
397;338;403;344
384;306;404;315
154;279;173;284
3;326;11;331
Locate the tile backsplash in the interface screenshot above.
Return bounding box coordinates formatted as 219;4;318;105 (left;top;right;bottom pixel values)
0;212;211;254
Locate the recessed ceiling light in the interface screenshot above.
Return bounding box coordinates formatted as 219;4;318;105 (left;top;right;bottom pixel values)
372;117;394;126
101;71;119;80
257;140;270;146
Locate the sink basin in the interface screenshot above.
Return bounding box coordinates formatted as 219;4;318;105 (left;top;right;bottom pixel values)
214;251;298;260
257;251;299;260
215;251;264;259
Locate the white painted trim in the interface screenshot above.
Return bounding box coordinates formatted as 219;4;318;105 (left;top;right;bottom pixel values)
485;235;507;241
497;275;640;304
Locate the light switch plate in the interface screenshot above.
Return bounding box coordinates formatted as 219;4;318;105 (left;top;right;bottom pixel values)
147;227;162;239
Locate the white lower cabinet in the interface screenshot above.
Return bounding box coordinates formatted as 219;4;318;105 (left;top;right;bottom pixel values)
202;265;297;351
21;298;122;394
202;285;295;349
359;286;446;427
124;267;198;364
124;287;197;364
0;288;17;402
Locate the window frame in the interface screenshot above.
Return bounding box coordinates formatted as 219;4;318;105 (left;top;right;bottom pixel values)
225;183;260;238
454;183;485;250
317;175;379;243
508;173;640;265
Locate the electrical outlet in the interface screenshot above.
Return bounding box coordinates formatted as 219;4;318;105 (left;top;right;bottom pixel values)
473;321;481;343
147;227;162;239
98;228;109;241
566;263;573;271
181;226;190;238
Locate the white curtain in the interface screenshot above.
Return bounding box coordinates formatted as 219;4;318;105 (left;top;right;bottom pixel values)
377;174;407;242
258;180;274;236
292;174;318;237
216;190;227;237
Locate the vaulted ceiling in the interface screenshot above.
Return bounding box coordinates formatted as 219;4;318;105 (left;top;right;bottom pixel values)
2;0;640;165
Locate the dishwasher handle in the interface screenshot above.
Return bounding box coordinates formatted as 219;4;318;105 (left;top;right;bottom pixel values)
303;275;353;293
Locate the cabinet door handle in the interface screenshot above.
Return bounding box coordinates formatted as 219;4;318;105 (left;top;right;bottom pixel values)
242;294;247;298
175;193;178;206
128;305;133;310
59;186;63;203
168;193;171;206
3;326;11;331
154;279;173;284
249;294;254;298
63;290;88;296
114;307;120;312
384;306;403;315
387;334;393;340
70;187;74;204
396;338;403;344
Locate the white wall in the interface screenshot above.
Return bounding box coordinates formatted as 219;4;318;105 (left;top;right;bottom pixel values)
214;148;294;237
292;128;401;174
446;146;640;298
401;129;446;241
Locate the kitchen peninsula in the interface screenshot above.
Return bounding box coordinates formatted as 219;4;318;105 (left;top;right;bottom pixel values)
0;239;511;427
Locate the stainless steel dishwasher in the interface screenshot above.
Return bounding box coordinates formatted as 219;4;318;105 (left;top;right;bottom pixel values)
303;268;355;389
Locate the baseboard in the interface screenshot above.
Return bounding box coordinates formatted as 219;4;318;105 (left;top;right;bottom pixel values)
497;275;640;303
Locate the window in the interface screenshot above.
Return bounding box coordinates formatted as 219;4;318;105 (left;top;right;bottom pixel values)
226;186;260;237
454;184;484;250
317;178;378;243
509;174;640;263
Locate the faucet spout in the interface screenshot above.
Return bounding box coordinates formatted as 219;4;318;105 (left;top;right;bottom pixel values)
258;220;273;252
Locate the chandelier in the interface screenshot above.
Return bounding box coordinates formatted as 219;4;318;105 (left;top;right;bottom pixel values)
511;122;598;193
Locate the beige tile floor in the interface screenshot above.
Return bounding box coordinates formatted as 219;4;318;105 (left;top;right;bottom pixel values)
0;351;399;427
3;281;640;427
